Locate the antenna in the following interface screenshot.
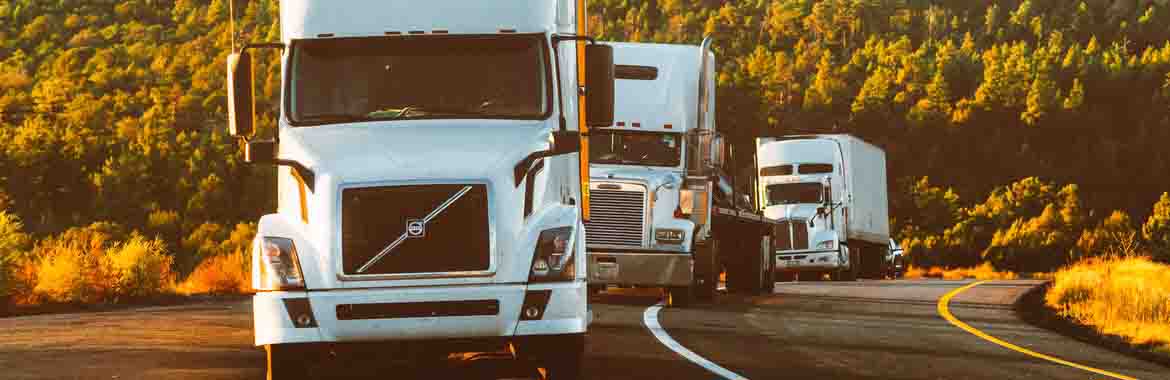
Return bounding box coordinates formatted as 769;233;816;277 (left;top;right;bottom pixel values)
229;0;237;52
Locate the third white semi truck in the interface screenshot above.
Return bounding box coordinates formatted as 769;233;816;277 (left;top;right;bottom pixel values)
585;40;779;305
756;135;890;281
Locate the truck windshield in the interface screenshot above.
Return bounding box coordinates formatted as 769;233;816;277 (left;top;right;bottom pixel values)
590;130;682;167
288;35;550;125
766;183;823;206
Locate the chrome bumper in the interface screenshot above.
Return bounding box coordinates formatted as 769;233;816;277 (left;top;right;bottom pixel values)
774;249;842;271
585;250;693;287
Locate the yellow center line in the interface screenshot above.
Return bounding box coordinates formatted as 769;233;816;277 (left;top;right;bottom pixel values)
937;281;1139;380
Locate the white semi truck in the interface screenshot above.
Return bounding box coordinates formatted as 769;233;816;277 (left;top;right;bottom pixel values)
756;135;890;281
225;1;614;378
584;41;779;306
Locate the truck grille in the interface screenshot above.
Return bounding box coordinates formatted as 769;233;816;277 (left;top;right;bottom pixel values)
585;187;647;247
775;219;809;251
341;184;490;276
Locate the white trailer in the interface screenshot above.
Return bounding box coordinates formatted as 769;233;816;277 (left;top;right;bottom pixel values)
756;134;890;281
224;1;615;378
584;41;779;306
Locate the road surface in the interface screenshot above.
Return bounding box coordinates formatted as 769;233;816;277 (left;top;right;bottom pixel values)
0;280;1165;379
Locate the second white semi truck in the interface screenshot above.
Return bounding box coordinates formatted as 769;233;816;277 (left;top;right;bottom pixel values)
584;40;779;305
226;1;614;378
756;135;890;281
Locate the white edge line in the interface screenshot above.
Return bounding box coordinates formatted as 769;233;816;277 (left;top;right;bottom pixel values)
643;303;749;380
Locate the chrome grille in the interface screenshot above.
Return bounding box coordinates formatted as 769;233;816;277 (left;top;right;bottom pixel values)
775;219;809;251
792;219;809;250
775;221;793;250
585;187;647;247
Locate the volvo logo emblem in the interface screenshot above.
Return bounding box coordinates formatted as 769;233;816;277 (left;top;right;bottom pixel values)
406;219;425;238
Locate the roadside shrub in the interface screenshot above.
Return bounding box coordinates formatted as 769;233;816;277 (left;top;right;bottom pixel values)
903;263;1018;280
146;208;181;247
1074;211;1141;260
178;222;228;275
107;235;174;298
1144;193;1170;262
30;225;115;303
27;222;177;303
0;211;31;300
1047;257;1170;351
178;223;255;295
179;248;250;295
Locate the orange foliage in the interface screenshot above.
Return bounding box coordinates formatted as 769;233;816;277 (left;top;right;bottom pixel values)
177;249;251;295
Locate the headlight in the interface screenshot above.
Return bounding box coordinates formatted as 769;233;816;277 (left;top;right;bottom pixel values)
678;189;695;215
654;229;685;244
257;237;305;291
530;227;576;283
816;240;836;250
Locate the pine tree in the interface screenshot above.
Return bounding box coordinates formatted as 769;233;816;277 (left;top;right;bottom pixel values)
1144;193;1170;262
1063;78;1085;111
908;70;954;127
1022;68;1058;126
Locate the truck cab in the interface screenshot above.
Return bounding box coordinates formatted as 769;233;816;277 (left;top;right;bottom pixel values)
583;42;706;299
757;135;890;281
224;1;615;378
757;138;847;280
583;41;776;304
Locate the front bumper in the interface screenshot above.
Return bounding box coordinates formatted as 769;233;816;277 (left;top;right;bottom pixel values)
585;250;692;287
253;282;587;346
774;249;842;271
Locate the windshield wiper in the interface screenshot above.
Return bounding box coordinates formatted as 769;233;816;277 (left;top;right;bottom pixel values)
298;113;365;124
369;105;486;121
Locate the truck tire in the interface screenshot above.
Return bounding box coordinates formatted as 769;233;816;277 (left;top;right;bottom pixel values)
832;247;858;282
759;235;775;294
667;286;692;307
265;344;311;380
520;335;585;380
725;236;768;295
693;240;719;301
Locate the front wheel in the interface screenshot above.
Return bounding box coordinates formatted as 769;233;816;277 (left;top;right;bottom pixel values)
759;236;775;294
667;286;692;307
693;240;720;301
519;335;585;380
265;344;312;380
832;247;858;282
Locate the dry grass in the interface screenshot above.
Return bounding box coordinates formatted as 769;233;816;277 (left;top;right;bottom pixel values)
1046;257;1170;353
176;249;251;295
904;263;1019;280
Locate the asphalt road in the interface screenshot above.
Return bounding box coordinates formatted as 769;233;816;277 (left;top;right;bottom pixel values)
0;280;1165;380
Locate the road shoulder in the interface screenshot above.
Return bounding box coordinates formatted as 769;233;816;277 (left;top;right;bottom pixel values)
1014;281;1170;368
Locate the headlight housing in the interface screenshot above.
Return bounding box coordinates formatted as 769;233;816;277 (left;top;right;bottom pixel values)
678;189;695;215
816;239;836;250
654;228;685;244
530;227;576;283
257;237;305;291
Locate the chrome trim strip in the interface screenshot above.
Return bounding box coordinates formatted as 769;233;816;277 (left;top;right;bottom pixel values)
356;185;474;273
